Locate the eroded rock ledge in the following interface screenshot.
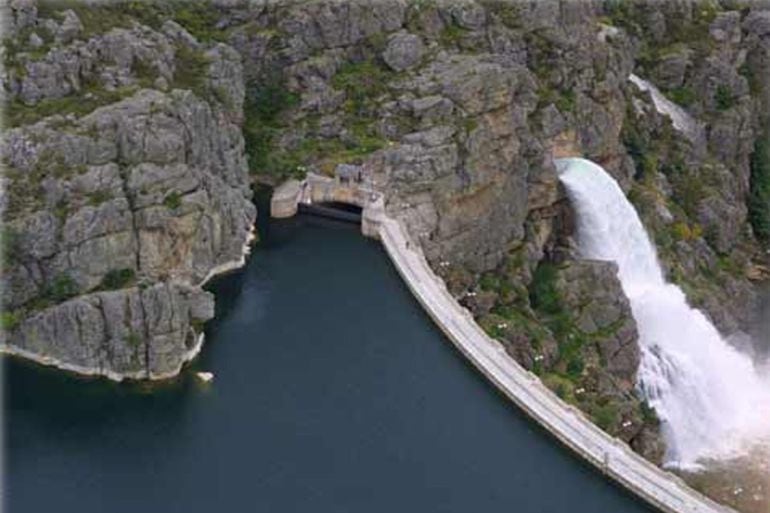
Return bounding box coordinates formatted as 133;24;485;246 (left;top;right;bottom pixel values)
2;6;256;379
2;2;769;484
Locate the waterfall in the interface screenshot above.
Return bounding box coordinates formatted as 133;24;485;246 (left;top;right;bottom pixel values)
556;157;770;468
628;74;704;144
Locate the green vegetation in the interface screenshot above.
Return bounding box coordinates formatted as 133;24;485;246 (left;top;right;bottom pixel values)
463;117;479;134
590;401;620;430
481;1;521;28
543;373;576;402
670;170;707;219
1;227;22;269
131;58;157;88
438;24;468;47
242;78;301;179
99;268;136;291
529;262;587;382
665;86;696;108
7;83;139;127
169;1;226;42
671;221;703;241
714;84;735;111
333;60;391;117
749;130;770;243
4;2;217;127
537;86;576;114
87;190;113;207
126;331;142;347
4;23;55;63
37;1;136;38
529;263;561;315
605;0;718;75
242;58;391;180
35;0;226;41
1;311;21;332
163;191;182;210
46;273;79;303
171;44;211;98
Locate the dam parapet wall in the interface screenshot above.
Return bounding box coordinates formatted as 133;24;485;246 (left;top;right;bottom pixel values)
375;212;736;513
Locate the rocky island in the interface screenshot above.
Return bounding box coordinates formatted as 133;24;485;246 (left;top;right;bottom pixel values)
2;1;770;512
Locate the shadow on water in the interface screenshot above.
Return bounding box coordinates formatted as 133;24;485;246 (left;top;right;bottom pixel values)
4;188;657;513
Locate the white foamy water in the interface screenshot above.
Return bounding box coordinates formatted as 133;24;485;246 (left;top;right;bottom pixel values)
556;157;770;468
629;74;704;144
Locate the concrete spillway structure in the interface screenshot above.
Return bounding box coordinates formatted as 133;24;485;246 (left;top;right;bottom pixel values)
270;173;383;238
270;178;734;513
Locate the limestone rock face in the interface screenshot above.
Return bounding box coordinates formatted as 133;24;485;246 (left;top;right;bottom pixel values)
554;261;664;463
554;261;640;383
2;6;255;379
12;283;213;379
3;0;769;468
382;31;424;71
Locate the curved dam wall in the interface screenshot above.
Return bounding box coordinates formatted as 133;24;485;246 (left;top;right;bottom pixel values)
270;178;735;513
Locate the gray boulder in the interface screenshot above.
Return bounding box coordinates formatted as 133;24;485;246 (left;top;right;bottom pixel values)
382;32;425;72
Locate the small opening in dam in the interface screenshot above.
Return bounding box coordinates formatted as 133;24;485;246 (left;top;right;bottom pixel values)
299;201;363;223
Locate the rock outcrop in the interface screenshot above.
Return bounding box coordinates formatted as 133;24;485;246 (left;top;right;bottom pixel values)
2;0;768;480
207;0;767;464
2;2;255;379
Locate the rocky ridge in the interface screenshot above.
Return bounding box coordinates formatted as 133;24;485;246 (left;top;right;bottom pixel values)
2;3;256;379
2;0;769;476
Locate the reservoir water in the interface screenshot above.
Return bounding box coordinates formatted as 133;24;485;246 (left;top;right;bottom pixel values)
5;208;656;513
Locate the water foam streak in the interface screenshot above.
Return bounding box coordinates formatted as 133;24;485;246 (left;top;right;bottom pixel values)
556;157;770;468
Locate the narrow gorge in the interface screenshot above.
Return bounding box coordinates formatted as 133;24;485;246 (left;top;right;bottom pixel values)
2;1;770;512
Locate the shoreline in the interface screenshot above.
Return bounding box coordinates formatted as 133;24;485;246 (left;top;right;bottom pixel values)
198;223;258;288
2;220;258;383
1;332;206;383
376;214;736;513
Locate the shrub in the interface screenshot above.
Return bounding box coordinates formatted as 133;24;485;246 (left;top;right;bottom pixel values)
242;79;300;178
163;191;182;210
592;402;619;430
671;222;702;241
749;131;770;242
1;311;20;331
126;332;142;346
46;273;79;302
438;24;468;47
714;85;735;111
666;86;696;107
100;268;136;290
1;228;22;268
479;273;500;292
671;173;706;219
556;89;576;114
88;190;113;207
7;85;135;127
171;44;211;97
566;354;585;380
529;263;561;315
332;59;390;116
171;1;225;42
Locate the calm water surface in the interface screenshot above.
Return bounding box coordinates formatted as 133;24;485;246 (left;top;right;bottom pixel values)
6;209;656;513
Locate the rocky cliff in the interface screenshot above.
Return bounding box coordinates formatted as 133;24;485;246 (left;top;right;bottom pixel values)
1;2;256;379
2;0;769;474
211;0;766;463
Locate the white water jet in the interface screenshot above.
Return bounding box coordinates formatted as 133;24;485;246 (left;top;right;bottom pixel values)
556;157;770;468
628;74;704;144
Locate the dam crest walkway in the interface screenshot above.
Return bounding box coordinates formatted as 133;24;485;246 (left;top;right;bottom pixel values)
271;175;734;513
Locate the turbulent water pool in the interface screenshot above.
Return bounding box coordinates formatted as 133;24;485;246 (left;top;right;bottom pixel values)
5;209;656;513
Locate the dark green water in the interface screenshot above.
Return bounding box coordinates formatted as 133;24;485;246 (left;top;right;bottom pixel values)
5;211;657;513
